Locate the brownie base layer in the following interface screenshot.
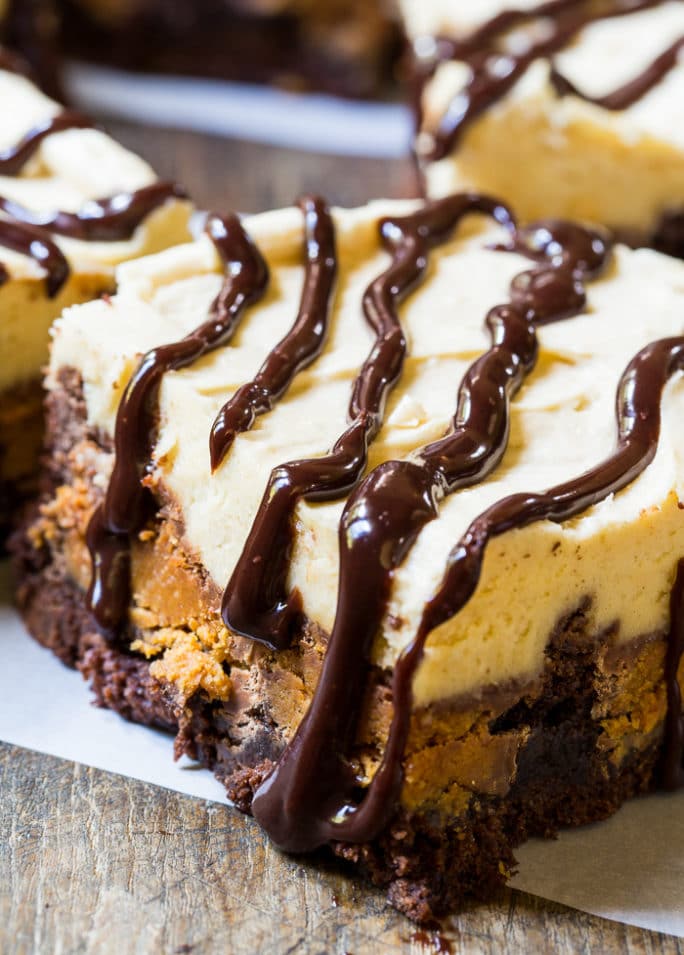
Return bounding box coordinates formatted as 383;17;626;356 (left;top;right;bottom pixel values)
0;379;46;543
10;366;673;923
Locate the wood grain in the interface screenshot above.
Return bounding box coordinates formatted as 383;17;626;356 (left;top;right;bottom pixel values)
2;743;682;955
1;122;682;954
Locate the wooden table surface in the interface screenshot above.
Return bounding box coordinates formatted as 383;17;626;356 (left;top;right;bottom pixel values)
2;118;683;955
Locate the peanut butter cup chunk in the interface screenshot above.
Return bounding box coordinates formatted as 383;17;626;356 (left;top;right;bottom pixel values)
13;192;684;921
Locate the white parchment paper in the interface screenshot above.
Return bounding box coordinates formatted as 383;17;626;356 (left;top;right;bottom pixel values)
65;63;413;159
1;562;683;938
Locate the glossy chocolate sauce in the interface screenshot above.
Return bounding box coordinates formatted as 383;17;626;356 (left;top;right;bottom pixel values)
0;217;68;295
251;215;619;851
221;194;515;651
0;181;187;241
0;111;93;175
421;0;674;162
86;212;269;634
210;195;337;471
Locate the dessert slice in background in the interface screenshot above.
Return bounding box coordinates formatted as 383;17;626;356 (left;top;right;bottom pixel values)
402;0;684;256
13;189;684;921
54;0;401;98
0;57;193;534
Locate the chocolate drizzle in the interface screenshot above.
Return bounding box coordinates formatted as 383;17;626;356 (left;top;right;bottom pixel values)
420;0;675;162
210;195;337;471
0;106;184;292
0;181;188;242
0;217;68;295
86;213;269;634
0;111;93;175
221;194;514;651
251;213;618;851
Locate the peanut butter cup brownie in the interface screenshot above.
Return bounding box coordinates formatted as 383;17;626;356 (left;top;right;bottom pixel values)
403;0;684;257
51;0;401;98
13;191;684;921
0;56;193;534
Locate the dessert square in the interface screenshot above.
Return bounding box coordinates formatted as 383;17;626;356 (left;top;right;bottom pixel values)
0;57;193;532
31;0;400;98
402;0;684;256
13;191;684;922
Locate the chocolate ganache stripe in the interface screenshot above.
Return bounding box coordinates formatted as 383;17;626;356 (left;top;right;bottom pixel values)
0;218;68;295
423;0;667;162
222;193;515;651
0;111;93;176
0;181;188;242
251;217;613;851
86;214;269;635
210;195;337;471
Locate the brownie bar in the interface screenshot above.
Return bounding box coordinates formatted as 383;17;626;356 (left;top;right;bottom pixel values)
56;0;402;98
12;365;674;922
5;0;684;927
12;193;684;921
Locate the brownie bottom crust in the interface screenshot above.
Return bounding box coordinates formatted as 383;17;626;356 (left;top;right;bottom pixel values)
0;379;45;543
10;368;676;923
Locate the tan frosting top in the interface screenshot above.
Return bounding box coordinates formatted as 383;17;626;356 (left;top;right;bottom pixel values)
50;200;684;706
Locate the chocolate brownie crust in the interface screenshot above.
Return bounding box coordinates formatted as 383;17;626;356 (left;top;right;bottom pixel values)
0;379;45;541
